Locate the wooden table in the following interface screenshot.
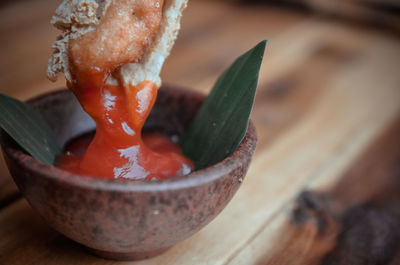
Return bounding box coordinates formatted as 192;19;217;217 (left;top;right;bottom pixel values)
1;1;400;264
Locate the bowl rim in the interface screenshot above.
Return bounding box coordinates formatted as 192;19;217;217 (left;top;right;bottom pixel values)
1;88;257;193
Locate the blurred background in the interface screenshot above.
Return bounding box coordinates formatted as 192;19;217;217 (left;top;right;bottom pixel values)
1;0;400;264
1;0;399;99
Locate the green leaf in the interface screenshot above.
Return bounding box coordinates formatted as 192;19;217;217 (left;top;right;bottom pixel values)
181;40;267;170
0;93;62;165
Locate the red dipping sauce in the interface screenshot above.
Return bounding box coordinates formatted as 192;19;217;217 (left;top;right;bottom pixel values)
55;70;194;180
57;131;192;180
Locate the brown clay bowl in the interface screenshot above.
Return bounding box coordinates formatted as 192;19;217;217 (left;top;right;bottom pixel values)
0;86;257;261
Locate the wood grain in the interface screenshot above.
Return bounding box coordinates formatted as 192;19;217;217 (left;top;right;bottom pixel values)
1;0;400;264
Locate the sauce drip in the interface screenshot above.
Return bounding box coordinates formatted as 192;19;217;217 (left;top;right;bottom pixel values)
56;0;193;180
57;76;193;180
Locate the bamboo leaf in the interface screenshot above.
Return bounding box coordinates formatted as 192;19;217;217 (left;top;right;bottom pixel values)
181;40;267;170
0;93;62;165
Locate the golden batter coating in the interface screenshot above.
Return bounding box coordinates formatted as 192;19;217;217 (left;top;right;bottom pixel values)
69;0;163;75
47;0;188;86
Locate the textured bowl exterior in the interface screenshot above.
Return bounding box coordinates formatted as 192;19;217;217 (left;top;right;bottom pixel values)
0;86;257;260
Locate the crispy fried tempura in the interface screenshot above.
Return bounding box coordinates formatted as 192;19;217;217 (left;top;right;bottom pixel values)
47;0;188;87
69;0;164;75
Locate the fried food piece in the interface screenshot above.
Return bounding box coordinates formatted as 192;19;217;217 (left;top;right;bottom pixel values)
47;0;188;87
69;0;164;75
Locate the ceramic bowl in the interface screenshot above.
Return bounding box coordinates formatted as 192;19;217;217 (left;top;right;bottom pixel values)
0;86;257;260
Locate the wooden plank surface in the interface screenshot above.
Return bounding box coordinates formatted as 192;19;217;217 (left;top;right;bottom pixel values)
1;0;400;264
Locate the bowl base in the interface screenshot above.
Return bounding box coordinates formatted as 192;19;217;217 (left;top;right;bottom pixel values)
88;246;170;261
